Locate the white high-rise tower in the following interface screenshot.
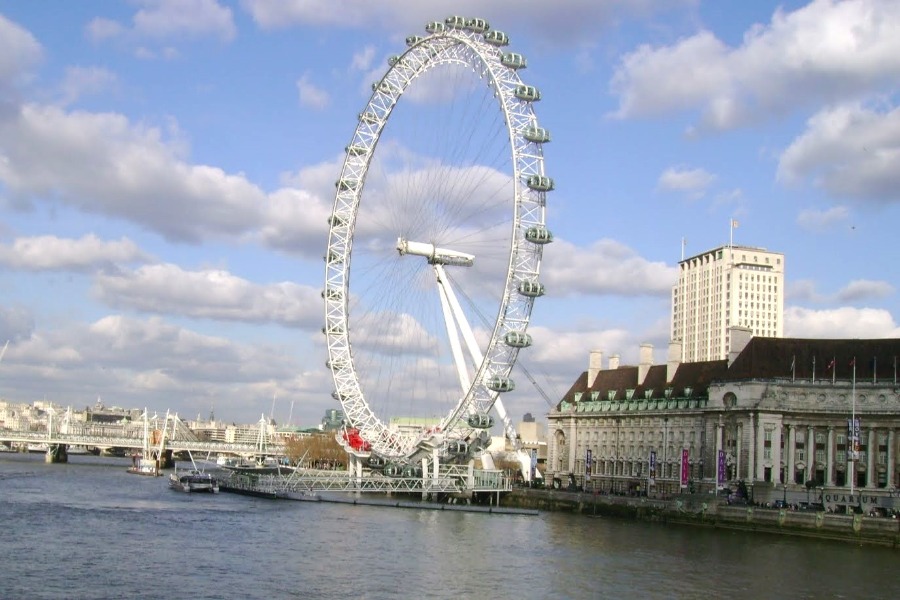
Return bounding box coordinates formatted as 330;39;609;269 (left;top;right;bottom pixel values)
671;244;784;363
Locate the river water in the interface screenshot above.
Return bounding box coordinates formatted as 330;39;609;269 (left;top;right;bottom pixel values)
1;452;897;600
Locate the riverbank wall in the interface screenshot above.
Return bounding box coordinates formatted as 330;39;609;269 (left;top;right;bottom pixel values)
501;489;900;548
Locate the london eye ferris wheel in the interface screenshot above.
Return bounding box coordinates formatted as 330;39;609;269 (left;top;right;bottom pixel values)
323;16;553;467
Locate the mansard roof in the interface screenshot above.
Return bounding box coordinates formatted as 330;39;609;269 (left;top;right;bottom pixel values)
555;337;900;412
726;337;900;381
556;360;726;410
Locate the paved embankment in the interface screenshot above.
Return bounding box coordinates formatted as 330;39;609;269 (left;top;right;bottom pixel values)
501;488;900;548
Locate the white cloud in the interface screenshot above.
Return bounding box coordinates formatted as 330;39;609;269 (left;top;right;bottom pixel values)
0;234;149;271
0;305;35;343
88;0;236;44
242;0;695;43
0;14;42;85
796;205;849;232
786;279;823;304
0;104;267;243
784;305;900;338
57;66;118;106
0;314;332;424
351;46;376;72
777;103;900;203
93;264;323;329
657;166;716;198
611;0;900;130
836;279;894;302
297;73;330;110
85;18;125;43
542;238;677;297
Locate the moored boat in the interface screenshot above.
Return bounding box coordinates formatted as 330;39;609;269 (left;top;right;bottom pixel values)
169;469;219;493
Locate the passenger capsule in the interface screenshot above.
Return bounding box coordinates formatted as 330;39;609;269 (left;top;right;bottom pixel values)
526;175;554;191
324;251;343;264
467;413;494;428
401;465;423;478
486;376;516;393
522;126;551;143
335;179;360;192
384;463;403;477
367;455;385;469
525;225;554;244
345;144;367;156
325;358;347;370
515;85;541;101
517;280;545;298
425;21;445;34
447;440;468;455
321;324;344;335
445;15;467;29
372;80;399;95
483;30;509;46
321;288;343;300
406;35;423;47
358;112;379;124
327;214;347;227
501;52;527;69
465;18;489;33
503;331;532;348
388;55;400;66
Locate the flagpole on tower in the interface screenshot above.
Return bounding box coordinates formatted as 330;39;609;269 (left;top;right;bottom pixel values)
729;219;739;248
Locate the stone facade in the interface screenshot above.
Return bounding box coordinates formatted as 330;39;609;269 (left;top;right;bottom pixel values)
547;334;900;511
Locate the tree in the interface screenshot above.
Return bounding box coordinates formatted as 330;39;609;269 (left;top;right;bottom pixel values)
283;433;347;469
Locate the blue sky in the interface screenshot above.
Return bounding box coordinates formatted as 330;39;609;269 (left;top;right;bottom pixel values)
0;0;898;428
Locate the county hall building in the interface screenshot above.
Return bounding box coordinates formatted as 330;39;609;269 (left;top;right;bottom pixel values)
546;244;899;512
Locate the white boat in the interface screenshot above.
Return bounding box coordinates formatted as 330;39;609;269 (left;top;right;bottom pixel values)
169;469;219;493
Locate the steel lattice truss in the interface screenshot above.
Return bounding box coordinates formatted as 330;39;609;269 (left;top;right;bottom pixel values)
323;19;550;462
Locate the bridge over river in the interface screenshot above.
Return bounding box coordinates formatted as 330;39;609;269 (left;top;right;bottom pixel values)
0;407;285;467
0;407;512;495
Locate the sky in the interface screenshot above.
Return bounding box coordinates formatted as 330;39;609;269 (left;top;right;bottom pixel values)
0;0;898;429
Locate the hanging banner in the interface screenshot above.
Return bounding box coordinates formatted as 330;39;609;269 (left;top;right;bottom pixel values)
848;418;861;460
717;449;726;485
585;448;592;477
530;448;537;481
680;448;689;488
649;450;657;485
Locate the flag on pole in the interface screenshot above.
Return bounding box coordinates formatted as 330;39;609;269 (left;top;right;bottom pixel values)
731;219;739;228
827;357;835;384
790;355;796;382
812;356;816;383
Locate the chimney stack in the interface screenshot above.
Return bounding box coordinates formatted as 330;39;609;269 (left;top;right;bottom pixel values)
588;350;603;387
609;354;620;370
638;343;653;384
667;340;682;383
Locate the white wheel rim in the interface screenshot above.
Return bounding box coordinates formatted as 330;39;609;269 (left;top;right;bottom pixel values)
324;20;549;462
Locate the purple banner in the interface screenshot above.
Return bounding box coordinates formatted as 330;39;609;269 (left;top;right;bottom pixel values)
717;449;726;484
649;450;657;483
585;448;592;477
680;448;689;487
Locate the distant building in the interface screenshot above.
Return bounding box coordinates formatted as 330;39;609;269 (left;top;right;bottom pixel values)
547;333;900;512
672;245;784;363
320;408;345;432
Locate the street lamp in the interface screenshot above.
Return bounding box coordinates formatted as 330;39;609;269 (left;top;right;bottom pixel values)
699;458;704;494
663;417;669;495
